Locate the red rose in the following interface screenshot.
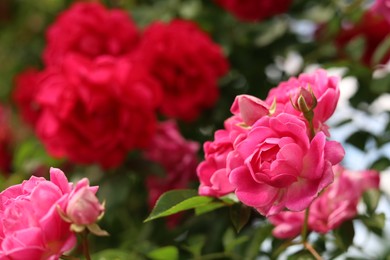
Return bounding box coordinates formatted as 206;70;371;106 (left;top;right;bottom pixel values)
137;19;229;121
335;10;390;66
43;2;139;66
33;54;162;168
13;68;43;126
214;0;292;22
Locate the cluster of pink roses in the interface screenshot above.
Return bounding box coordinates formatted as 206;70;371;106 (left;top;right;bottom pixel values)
214;0;292;22
0;168;105;259
13;2;228;168
198;69;345;216
197;68;381;235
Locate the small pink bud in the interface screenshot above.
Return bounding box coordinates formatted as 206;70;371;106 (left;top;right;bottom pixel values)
230;95;269;126
291;87;317;113
66;186;104;226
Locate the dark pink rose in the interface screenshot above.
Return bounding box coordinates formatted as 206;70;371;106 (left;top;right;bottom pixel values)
228;113;344;216
214;0;292;22
144;120;199;207
44;2;139;66
269;165;380;238
0;168;76;259
34;54;162;168
137;19;229;121
268;211;305;239
265;69;340;133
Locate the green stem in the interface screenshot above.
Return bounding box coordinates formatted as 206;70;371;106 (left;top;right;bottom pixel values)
300;207;310;243
304;242;322;260
60;255;80;260
81;230;91;260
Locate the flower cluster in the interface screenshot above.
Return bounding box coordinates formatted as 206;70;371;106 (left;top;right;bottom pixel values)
197;69;345;216
269;165;380;238
0;168;105;259
214;0;292;22
13;2;227;168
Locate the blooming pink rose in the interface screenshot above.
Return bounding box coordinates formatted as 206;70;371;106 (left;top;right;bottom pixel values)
65;179;103;226
372;0;390;23
144;120;199;207
228;113;345;216
44;2;139;66
265;69;340;133
0;168;76;259
136;19;229;121
13;68;43;126
34;54;162;168
214;0;292;22
335;10;390;66
269;165;380;238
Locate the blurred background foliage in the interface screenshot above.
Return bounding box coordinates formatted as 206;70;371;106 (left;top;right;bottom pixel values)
1;0;390;259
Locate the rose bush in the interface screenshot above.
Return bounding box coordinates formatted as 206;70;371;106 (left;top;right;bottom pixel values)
0;168;76;259
32;54;162;168
43;2;139;66
136;19;229;121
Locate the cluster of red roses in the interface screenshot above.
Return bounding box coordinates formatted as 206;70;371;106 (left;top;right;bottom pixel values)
197;69;380;235
13;2;228;168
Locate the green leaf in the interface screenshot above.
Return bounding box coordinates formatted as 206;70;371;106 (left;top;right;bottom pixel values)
147;246;178;260
195;201;226;215
360;213;385;235
229;203;252;233
245;224;273;259
144;189;213;222
91;249;140;260
334;220;355;251
182;235;206;257
223;228;249;252
372;35;390;65
345;36;366;62
363;189;381;214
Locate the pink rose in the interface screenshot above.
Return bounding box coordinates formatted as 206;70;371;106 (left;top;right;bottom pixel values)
33;54;162;168
230;95;269;126
44;2;139;66
65;179;103;226
265;69;340;133
0;168;76;259
144;120;199;207
268;211;305;239
214;0;292;22
269;165;380;238
137;19;229;121
309;165;380;233
372;0;390;23
228;113;344;216
197;129;236;197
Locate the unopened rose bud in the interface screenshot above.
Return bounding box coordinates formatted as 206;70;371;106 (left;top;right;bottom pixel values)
66;186;104;225
291;87;317;113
